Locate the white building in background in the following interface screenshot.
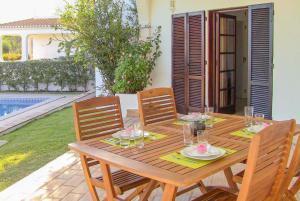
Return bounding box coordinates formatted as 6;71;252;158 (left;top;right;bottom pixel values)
0;18;71;61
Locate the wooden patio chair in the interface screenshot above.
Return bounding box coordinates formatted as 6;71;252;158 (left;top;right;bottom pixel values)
137;87;177;126
233;135;300;201
137;87;208;195
280;134;300;201
232;133;300;194
192;119;296;201
72;96;150;201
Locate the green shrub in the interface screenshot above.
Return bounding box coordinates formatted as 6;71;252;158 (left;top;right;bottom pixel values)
112;26;161;94
0;58;94;92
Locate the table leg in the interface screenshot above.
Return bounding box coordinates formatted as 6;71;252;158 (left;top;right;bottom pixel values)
162;184;178;201
80;154;100;201
100;162;118;201
224;167;239;193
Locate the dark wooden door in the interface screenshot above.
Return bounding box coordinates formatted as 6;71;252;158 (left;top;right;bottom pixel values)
215;13;237;114
172;11;205;114
248;3;273;119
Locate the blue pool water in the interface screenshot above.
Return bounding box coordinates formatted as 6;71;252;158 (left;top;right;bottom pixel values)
0;98;48;117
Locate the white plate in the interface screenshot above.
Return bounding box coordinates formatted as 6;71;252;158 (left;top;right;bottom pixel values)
112;130;150;139
180;114;207;122
181;145;220;157
247;125;264;133
180;146;226;160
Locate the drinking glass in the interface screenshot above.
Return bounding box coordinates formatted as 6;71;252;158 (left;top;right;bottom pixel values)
196;130;208;144
193;120;206;135
254;113;264;126
120;131;131;148
183;123;193;146
205;107;214;128
134;123;144;149
244;106;254;127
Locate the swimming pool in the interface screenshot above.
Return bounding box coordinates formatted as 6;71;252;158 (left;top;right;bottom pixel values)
0;98;48;117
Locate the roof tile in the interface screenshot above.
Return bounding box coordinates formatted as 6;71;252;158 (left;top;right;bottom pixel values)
0;18;59;28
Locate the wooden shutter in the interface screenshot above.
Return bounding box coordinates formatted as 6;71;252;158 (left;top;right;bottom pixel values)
248;3;273;119
187;11;205;112
172;14;186;113
172;11;205;114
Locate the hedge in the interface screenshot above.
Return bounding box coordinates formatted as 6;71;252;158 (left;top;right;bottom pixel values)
0;59;94;92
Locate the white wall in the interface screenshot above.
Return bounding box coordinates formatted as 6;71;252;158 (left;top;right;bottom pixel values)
137;0;300;122
30;34;65;59
0;27;71;61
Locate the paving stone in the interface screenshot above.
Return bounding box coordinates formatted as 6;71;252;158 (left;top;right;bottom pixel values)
72;182;88;194
41;198;60;201
26;188;50;201
57;169;78;180
48;186;73;199
61;193;84;201
42;178;66;191
64;175;85;187
78;193;92;201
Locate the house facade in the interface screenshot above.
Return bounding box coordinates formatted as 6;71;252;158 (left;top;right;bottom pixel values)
131;0;300;122
0;18;70;61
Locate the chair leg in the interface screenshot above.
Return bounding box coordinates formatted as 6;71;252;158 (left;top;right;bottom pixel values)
80;154;100;201
139;180;158;201
290;176;300;195
224;167;239;193
159;182;165;191
100;162;118;201
197;181;208;193
124;183;148;201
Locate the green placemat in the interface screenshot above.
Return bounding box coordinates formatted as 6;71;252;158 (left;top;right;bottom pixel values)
173;117;226;126
231;129;255;139
160;147;236;169
173;120;190;126
212;117;226;124
100;131;167;147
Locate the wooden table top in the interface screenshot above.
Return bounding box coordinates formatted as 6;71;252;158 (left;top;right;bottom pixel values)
69;114;295;187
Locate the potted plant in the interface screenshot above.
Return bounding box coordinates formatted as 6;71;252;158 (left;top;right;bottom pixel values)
112;27;161;117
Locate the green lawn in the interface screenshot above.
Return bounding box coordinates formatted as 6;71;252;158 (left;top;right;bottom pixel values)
0;107;75;191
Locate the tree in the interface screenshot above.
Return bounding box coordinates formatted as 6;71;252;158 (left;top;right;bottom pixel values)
58;0;139;94
2;36;21;54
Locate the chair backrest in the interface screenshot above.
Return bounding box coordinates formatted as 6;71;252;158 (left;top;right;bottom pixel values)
237;120;296;201
72;96;124;141
281;133;300;197
137;88;177;126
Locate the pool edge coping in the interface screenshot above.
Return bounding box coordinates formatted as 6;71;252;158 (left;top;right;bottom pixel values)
0;90;95;135
0;96;65;121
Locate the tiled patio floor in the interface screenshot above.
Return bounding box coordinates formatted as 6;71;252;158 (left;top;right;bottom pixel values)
1;151;300;201
0;150;241;201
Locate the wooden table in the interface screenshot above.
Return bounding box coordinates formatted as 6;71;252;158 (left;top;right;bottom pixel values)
68;114;287;201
